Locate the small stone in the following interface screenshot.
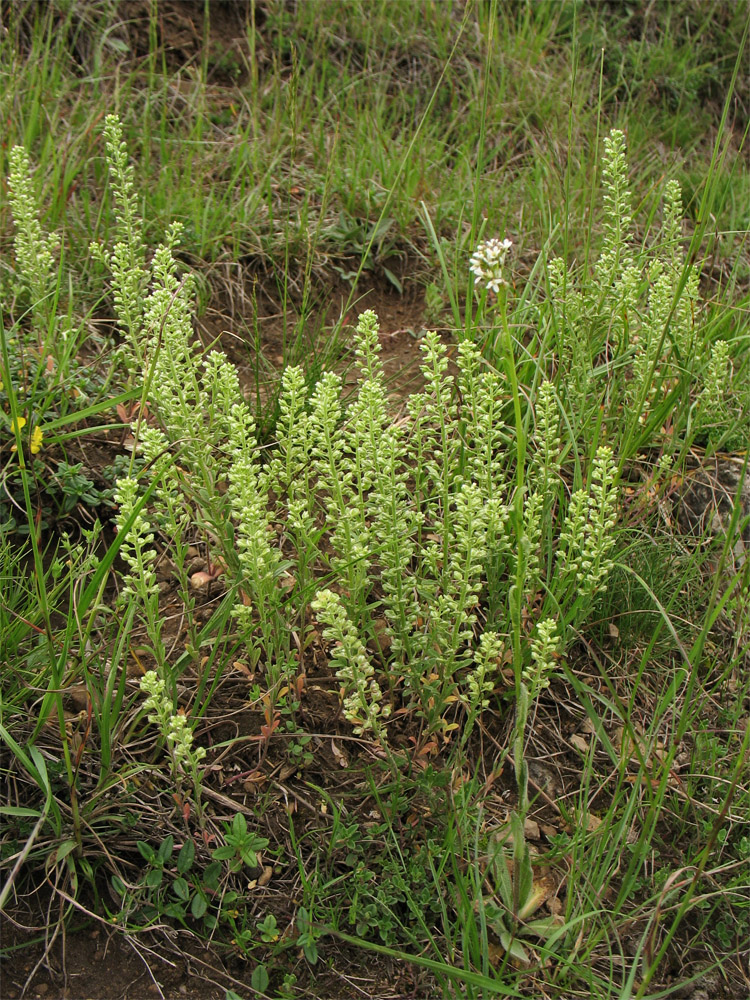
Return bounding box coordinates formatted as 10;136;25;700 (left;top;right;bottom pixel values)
66;685;90;712
523;818;540;840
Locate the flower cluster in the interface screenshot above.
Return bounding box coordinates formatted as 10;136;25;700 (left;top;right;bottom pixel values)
525;618;560;693
695;339;732;444
89;115;147;369
5;416;43;455
140;670;206;775
457;339;508;494
7;145;58;335
557;446;618;595
311;589;389;738
596;129;634;290
466;631;504;711
469;237;512;294
530;379;561;489
268;364;313;533
114;475;158;605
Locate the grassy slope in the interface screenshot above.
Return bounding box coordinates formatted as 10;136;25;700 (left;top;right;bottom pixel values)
1;2;749;998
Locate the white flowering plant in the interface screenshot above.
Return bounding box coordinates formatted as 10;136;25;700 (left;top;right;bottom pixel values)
93;122;747;773
101;205;614;758
2;143;115;527
3;78;750;997
139;670;207;824
469;236;513;295
77;119;747;787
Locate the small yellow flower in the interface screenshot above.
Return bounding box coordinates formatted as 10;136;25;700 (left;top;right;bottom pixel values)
10;416;26;433
30;426;43;454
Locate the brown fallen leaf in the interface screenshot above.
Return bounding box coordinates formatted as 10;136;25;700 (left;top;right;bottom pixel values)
330;739;349;768
258;865;273;887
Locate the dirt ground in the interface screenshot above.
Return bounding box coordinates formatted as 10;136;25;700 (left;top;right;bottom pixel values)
3;909;435;999
3;924;228;1000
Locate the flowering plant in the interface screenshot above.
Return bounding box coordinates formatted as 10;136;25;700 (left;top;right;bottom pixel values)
469;236;513;293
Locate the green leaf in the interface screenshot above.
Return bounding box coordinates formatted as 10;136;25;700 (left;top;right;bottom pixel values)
145;868;163;889
232;813;248;837
203;861;222;889
177;839;195;874
0;806;43;817
212;845;238;861
111;875;126;896
163;902;186;920
306;940;319;964
510;813;533;912
41;387;139;432
524;915;565;939
53;839;79;865
329;926;523;994
172;877;190;901
382;267;403;294
158;835;175;862
258;913;279;942
498;926;530;964
191;892;208;919
137;841;156;863
489;837;513;912
251;966;269;993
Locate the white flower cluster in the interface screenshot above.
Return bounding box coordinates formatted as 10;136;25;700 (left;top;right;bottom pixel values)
311;589;389;737
457;339;507;493
525;618;559;693
8;145;58;333
89;115;147;369
696;339;732;440
114;476;158;604
466;631;504;711
597;129;634;284
140;670;206;775
469;237;512;294
557;446;618;595
269;364;314;535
